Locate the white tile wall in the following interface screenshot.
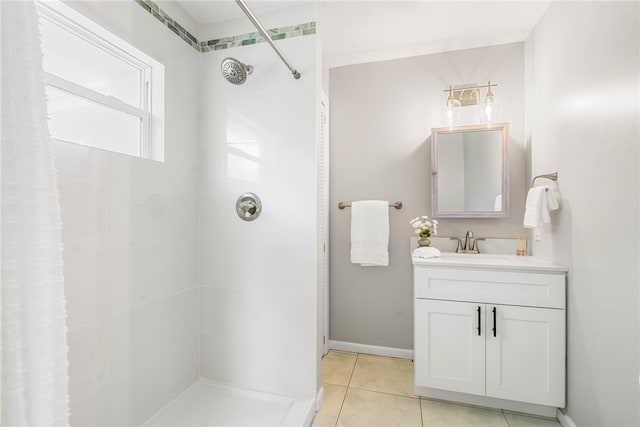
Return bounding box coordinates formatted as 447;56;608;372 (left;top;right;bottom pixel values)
57;2;319;425
56;1;201;425
197;27;319;399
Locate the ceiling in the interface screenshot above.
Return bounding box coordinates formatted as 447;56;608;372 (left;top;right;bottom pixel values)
176;1;551;68
178;1;306;24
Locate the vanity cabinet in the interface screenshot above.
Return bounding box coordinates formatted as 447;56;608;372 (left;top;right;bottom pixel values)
413;260;567;409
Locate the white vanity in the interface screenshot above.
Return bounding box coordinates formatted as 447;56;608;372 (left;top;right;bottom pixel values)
412;252;567;416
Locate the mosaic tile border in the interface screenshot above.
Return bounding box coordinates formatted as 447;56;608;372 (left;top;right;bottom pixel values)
135;0;199;51
135;0;315;53
200;22;315;52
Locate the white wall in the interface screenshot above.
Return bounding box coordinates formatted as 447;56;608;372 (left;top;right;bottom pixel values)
525;2;639;425
55;2;200;425
329;43;526;350
198;6;319;399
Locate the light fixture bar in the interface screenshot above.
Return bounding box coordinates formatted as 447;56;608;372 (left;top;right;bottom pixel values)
442;81;497;93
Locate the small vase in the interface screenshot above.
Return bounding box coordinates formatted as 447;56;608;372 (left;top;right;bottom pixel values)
418;238;431;247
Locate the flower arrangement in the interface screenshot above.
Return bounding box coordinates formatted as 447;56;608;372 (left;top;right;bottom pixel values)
410;216;438;239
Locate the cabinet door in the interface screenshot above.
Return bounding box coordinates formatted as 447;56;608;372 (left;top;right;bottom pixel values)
485;305;565;407
415;299;485;395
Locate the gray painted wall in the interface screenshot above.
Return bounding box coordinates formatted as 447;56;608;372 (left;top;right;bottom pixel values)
525;2;639;425
329;43;526;350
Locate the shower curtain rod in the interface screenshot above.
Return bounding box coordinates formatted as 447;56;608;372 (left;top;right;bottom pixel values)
235;0;301;80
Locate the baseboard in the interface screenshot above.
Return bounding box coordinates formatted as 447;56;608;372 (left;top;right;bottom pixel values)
557;409;577;427
316;386;324;411
328;340;413;360
415;385;557;418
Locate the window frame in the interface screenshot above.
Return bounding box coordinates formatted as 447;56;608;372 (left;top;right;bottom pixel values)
37;0;164;160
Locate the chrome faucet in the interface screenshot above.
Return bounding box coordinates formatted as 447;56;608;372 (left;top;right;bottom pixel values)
451;230;482;254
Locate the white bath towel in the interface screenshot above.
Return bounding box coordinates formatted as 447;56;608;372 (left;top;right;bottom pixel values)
523;186;560;228
351;200;389;266
413;247;442;259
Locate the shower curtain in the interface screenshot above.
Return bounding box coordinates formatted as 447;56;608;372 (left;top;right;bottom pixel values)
1;1;71;425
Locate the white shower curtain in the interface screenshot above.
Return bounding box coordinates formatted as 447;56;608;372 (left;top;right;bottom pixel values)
1;1;71;425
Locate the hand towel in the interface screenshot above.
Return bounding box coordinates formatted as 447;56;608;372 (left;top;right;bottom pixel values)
523;187;547;228
351;200;389;266
413;247;442;259
547;184;560;211
523;186;560;228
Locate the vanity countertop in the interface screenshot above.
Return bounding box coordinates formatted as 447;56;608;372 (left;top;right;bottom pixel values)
412;252;568;273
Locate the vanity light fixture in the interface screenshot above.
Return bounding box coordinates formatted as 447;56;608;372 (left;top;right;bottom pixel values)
443;81;498;122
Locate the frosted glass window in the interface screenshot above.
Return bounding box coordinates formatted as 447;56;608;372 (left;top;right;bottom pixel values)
40;17;143;108
37;0;165;160
46;86;142;157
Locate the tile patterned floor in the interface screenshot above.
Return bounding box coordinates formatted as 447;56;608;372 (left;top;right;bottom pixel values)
313;350;562;427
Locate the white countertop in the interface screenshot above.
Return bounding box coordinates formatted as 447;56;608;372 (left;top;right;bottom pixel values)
412;252;568;273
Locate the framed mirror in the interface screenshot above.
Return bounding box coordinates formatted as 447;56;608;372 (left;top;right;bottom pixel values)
431;122;509;218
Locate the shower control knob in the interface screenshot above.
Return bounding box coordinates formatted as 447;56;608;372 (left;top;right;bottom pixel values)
236;193;262;221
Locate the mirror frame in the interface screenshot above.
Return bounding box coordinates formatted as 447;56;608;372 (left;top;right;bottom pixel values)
431;122;509;218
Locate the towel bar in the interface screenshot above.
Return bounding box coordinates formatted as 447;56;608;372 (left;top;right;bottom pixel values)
531;171;558;187
338;201;403;210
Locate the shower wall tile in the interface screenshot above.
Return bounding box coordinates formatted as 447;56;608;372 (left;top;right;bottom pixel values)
167;191;199;242
197;191;227;240
197;32;318;399
198;239;225;286
107;313;132;384
68;319;110;398
63;250;130;329
199;286;240;336
199;286;315;394
130;345;172;425
58;177;108;254
129;244;172;307
52;140;114;182
55;1;201;425
170;240;199;291
169;288;200;343
170;334;200;396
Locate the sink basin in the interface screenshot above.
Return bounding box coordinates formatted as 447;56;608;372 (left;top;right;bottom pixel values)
412;251;567;272
440;253;508;261
438;252;510;265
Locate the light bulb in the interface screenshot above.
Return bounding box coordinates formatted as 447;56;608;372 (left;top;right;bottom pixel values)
485;93;494;105
485;104;492;122
485;80;494;105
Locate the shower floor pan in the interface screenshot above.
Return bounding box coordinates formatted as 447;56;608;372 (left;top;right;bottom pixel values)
144;380;313;426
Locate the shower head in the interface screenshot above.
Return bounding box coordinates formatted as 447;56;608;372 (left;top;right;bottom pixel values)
221;57;254;85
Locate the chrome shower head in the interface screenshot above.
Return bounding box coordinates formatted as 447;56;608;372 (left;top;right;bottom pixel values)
221;57;254;85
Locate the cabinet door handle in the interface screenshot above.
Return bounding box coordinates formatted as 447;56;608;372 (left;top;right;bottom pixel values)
477;306;481;336
492;307;497;337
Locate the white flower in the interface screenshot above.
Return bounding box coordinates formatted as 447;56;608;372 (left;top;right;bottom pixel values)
409;214;439;237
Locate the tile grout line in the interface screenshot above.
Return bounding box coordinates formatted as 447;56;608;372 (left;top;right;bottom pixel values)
419;394;424;427
347;385;420;400
334;353;358;427
347;353;359;387
502;409;512;427
333;352;359;427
